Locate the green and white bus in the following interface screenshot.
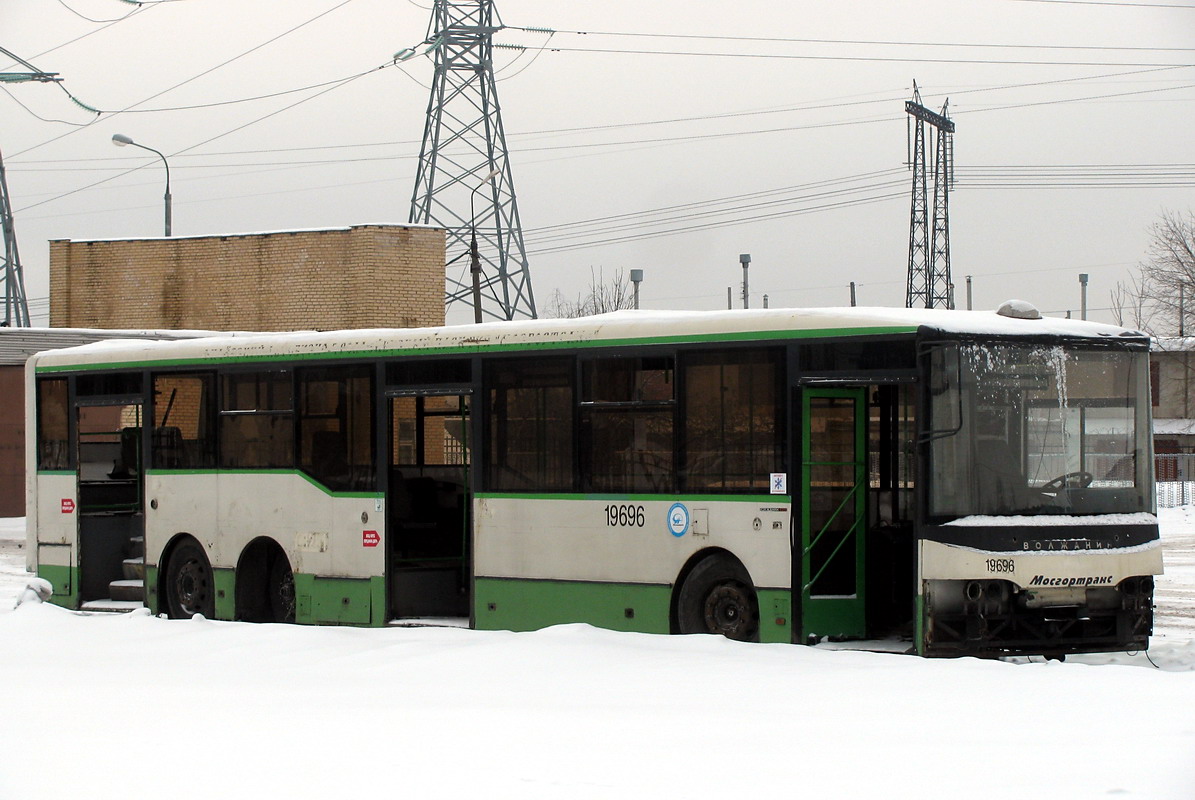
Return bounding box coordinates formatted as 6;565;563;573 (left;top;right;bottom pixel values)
26;304;1161;656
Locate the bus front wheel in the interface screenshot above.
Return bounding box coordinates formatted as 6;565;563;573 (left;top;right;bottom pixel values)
677;555;760;642
164;538;215;620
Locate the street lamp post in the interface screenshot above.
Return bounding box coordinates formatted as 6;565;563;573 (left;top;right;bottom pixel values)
112;134;171;236
469;168;502;324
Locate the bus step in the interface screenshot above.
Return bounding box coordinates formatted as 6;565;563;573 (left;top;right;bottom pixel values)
108;579;145;603
122;557;145;581
80;599;144;614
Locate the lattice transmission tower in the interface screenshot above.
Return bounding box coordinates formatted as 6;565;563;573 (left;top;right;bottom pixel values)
905;83;955;310
0;45;59;327
409;0;536;321
0;148;30;327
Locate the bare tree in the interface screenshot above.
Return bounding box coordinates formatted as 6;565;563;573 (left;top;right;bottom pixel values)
1110;210;1195;335
1109;271;1154;331
1132;209;1190;334
545;267;636;319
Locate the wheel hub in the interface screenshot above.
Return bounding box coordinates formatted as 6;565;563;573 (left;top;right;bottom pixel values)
704;584;754;637
175;559;209;614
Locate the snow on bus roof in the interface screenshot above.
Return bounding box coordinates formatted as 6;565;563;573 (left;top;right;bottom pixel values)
28;305;1145;369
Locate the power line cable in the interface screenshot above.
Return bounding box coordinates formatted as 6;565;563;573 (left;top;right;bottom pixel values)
1007;0;1195;9
53;0;143;23
525;44;1194;69
507;24;1195;55
10;0;357;159
16;59;385;214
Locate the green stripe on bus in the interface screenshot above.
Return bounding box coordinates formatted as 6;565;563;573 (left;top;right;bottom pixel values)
293;574;385;626
475;576;673;634
477;492;791;503
147;469;383;499
37;564;76;605
214;568;235;620
757;588;793;644
34;324;917;374
36;470;75;477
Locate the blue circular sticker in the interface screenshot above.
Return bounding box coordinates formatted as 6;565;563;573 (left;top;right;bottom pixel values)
667;502;690;537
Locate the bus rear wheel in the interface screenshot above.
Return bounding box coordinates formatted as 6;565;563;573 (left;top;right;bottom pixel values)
164;538;215;619
677;555;760;642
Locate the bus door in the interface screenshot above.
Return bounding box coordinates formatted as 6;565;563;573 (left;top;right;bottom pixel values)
798;388;867;641
76;397;145;605
386;389;472;619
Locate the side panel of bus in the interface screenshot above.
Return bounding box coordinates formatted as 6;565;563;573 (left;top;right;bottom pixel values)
146;472;385;624
473;495;793;642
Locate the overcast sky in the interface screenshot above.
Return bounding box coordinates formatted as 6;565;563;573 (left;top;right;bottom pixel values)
3;0;1193;327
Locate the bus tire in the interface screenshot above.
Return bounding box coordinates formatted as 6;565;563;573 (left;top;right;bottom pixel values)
164;538;215;620
676;554;760;642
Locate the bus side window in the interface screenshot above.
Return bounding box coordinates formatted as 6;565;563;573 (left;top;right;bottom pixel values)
37;378;70;471
486;358;575;492
219;371;294;469
152;372;216;469
580;356;675;494
680;348;782;493
298;366;374;492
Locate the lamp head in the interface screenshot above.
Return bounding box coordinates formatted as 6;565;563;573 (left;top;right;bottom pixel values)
111;133;134;147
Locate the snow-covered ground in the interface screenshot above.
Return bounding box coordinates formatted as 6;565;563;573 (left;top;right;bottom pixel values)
1;513;1193;799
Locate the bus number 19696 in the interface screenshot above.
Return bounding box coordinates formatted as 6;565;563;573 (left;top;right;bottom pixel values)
605;504;645;528
985;558;1015;574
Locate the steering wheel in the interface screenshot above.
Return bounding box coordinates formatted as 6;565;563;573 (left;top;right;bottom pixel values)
1040;471;1094;492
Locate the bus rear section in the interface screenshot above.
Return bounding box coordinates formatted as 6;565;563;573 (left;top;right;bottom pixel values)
27;372;148;612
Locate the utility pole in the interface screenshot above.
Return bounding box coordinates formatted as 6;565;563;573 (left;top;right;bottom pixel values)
740;253;751;309
1079;273;1089;320
409;0;536;321
905;82;955;310
0;46;59;327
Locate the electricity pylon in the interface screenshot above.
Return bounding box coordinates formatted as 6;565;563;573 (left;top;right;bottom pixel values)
0;45;58;327
0;148;31;327
409;0;537;321
905;82;955;310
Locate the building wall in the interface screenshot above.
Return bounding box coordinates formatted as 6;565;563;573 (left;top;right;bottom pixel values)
49;224;445;331
1153;350;1192;421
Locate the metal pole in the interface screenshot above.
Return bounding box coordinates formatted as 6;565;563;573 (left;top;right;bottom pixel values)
469;169;500;324
965;275;973;310
470;229;483;324
630;269;643;310
740;253;751;309
763;294;769;309
1180;284;1185;337
1079;273;1089;320
112;135;171;236
849;282;856;307
727;287;732;310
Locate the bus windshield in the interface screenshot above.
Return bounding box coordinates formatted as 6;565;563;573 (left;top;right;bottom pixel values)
927;341;1153;519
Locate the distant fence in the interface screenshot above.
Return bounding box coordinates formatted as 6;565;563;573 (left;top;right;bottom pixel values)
1156;454;1195;508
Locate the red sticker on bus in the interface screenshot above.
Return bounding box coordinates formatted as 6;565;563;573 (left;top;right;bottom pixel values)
61;498;75;514
362;530;380;548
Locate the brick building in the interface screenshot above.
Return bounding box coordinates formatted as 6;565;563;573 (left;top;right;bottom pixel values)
49;223;445;331
0;223;447;517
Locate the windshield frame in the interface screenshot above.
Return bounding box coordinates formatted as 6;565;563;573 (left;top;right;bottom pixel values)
920;334;1154;524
